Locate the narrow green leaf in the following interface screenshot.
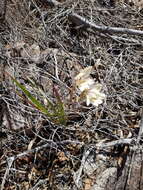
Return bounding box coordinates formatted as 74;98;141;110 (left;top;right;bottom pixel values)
53;86;67;125
6;71;67;125
11;77;53;117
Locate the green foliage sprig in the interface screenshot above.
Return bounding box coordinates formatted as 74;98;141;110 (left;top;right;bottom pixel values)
6;72;67;125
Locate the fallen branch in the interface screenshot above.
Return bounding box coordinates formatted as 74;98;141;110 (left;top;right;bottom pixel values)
69;13;143;36
96;138;135;148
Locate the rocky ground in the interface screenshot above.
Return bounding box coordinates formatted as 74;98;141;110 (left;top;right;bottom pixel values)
0;0;143;189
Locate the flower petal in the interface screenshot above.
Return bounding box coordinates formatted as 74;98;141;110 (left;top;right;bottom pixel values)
77;78;95;92
86;94;91;106
75;66;93;81
86;84;106;106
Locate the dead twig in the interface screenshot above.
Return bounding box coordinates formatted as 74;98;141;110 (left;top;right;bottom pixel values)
126;109;143;187
69;13;143;36
1;143;54;190
29;179;48;190
137;108;143;144
107;34;143;45
44;0;61;6
1;140;83;189
73;149;91;188
95;138;135;148
0;0;7;22
1;157;14;190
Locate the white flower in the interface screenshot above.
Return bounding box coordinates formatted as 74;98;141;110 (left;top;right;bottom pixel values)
86;84;106;106
74;66;106;107
76;78;95;92
75;66;94;92
75;66;93;81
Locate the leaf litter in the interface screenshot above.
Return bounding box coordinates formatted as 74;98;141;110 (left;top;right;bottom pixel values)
0;0;143;189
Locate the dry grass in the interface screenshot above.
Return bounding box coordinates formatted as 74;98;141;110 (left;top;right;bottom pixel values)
0;0;143;189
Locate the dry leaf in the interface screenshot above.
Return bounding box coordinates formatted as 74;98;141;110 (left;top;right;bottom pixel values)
57;151;69;162
83;178;93;190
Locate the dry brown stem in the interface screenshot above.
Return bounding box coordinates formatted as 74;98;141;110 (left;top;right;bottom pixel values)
69;13;143;36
